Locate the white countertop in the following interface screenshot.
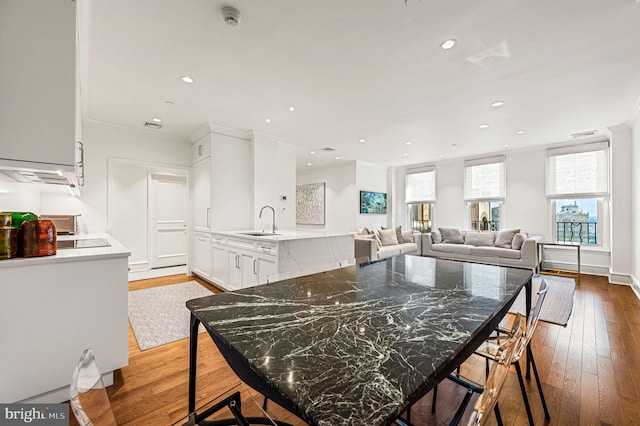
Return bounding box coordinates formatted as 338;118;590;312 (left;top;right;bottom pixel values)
211;229;354;242
0;233;130;268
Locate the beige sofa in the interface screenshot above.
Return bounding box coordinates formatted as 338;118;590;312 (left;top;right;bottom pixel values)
354;228;422;262
421;227;540;270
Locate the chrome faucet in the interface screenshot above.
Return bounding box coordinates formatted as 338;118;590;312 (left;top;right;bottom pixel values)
259;205;277;233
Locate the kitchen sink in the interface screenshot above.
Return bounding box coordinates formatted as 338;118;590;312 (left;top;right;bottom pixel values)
236;232;280;237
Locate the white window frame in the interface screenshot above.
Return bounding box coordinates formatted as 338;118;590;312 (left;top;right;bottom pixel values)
545;141;610;248
405;166;436;231
464;156;506;229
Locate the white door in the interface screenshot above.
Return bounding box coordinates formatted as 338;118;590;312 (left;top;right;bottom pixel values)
149;174;188;269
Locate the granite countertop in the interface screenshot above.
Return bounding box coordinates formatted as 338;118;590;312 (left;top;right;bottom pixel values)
187;255;532;425
0;233;130;268
211;229;354;242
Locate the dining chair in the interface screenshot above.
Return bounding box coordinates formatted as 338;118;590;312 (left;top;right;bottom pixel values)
421;313;524;426
474;279;551;425
69;348;118;426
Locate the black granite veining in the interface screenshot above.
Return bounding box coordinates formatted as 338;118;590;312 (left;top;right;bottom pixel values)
187;255;532;426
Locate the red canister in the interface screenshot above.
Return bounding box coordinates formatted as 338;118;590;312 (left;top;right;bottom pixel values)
18;220;57;257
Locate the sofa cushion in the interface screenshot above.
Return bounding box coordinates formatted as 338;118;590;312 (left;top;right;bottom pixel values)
464;232;495;247
378;245;401;259
470;246;522;259
431;230;443;244
439;227;464;244
356;234;375;240
511;232;528;250
431;243;473;255
494;228;520;249
378;228;399;246
398;243;418;254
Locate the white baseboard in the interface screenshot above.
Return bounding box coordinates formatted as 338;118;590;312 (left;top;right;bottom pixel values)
632;276;640;301
17;372;113;404
540;260;609;277
128;265;186;281
609;272;633;285
128;261;149;273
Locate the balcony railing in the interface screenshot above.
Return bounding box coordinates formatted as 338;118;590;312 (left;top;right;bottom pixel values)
471;220;499;231
556;221;597;245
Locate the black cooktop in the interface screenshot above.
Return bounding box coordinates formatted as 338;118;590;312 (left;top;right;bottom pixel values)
57;238;111;249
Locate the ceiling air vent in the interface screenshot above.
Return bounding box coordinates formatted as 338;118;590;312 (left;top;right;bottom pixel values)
571;130;597;139
143;121;163;130
320;147;336;152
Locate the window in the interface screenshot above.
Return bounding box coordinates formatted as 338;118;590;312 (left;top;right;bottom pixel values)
546;141;609;246
464;156;505;230
405;166;435;232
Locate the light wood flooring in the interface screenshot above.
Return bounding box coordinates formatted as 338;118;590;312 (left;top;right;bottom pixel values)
69;273;640;425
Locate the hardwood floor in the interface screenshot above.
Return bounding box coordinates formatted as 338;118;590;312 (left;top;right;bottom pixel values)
70;273;640;425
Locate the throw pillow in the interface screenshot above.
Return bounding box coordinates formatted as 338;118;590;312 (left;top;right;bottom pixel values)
401;230;414;243
464;232;495;247
374;233;382;248
357;227;371;235
511;232;529;250
382;226;404;243
494;228;520;249
378;228;399;246
431;230;443;244
439;227;464;244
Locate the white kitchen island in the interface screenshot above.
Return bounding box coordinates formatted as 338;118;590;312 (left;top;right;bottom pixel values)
197;230;354;291
0;234;130;403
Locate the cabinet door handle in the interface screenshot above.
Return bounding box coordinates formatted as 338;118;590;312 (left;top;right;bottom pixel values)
206;208;210;228
253;259;258;275
235;254;240;269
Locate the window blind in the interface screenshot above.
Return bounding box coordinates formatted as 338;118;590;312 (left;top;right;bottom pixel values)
546;141;609;197
463;156;505;201
405;166;436;203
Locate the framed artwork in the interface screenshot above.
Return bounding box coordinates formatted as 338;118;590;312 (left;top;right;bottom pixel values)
296;183;325;225
360;190;387;214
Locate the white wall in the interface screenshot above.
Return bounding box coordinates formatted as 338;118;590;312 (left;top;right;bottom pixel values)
251;132;296;231
631;113;640;296
355;161;389;230
297;161;357;233
81;121;191;233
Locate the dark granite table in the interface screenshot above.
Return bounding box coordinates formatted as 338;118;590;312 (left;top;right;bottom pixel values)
186;255;532;426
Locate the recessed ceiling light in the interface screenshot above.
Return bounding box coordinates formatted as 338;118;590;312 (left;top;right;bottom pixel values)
440;39;456;50
359;138;366;143
479;124;489;129
503;144;510;147
404;141;412;146
306;162;312;166
310;151;315;155
265;118;271;123
439;155;444;158
403;153;409;156
491;101;505;108
335;156;340;160
181;76;194;84
289;106;295;112
516;130;525;135
152;117;162;123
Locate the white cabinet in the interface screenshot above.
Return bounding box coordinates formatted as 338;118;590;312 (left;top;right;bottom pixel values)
192;232;211;278
192;158;211;231
0;0;77;170
209;233;279;291
210;242;229;287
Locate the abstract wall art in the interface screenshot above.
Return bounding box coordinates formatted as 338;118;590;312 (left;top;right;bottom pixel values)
296;182;326;225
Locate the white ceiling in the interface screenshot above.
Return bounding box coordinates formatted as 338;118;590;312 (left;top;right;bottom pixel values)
85;0;640;170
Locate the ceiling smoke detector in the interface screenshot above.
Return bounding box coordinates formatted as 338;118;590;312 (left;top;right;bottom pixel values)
222;6;241;26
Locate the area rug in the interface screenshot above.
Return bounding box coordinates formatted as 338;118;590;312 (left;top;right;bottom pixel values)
128;281;214;351
509;275;575;327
